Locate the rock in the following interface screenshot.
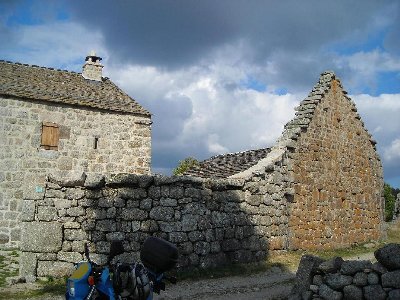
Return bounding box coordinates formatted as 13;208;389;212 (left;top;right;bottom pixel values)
388;289;400;300
340;260;372;275
325;273;353;290
371;262;388;274
319;284;343;300
363;284;386;300
374;243;400;271
353;272;368;286
367;272;380;285
318;256;344;273
343;284;363;300
381;270;400;288
20;222;62;252
84;173;105;189
290;255;324;296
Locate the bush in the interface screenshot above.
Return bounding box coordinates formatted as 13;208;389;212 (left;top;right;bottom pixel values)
173;157;199;175
384;183;396;222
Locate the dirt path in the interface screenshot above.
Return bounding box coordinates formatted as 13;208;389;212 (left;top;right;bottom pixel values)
154;266;295;300
0;265;295;300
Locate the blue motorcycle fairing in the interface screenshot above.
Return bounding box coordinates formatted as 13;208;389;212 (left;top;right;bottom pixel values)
66;262;92;300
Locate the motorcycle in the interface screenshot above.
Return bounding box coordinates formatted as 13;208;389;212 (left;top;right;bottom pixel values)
66;236;179;300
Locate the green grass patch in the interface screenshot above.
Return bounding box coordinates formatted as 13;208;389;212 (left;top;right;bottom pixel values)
0;278;66;300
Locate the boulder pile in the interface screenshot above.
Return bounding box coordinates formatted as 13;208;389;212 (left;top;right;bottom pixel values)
289;243;400;300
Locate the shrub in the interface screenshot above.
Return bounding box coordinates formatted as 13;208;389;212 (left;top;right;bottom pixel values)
173;157;199;175
384;183;396;221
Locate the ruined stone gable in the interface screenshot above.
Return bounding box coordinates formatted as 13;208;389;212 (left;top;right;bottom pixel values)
285;71;384;250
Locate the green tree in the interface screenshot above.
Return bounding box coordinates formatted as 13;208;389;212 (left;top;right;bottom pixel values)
173;157;199;176
384;183;396;222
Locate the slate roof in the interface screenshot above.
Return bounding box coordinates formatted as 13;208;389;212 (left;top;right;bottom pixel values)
0;60;150;116
183;148;271;179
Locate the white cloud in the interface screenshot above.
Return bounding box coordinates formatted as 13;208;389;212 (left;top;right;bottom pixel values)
384;139;400;162
1;21;106;71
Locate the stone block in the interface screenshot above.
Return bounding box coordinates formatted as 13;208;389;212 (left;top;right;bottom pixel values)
37;260;74;278
343;285;363;300
382;270;400;288
21;200;35;221
149;207;174;221
363;284;387;300
57;251;83;263
121;208;148;220
375;243;400;271
84;173;105;189
325;273;353;290
291;255;324;297
340;260;372;275
21;222;62;252
19;252;37;277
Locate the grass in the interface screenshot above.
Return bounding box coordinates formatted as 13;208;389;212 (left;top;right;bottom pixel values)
0;278;66;300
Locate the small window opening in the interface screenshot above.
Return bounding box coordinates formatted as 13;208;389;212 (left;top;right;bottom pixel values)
94;137;99;149
41;122;59;150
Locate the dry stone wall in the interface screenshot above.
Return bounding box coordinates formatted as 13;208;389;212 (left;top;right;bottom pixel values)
289;243;400;300
285;72;384;250
20;166;293;279
0;96;151;248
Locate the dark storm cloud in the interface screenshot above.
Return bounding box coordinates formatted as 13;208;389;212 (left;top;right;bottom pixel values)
66;0;389;70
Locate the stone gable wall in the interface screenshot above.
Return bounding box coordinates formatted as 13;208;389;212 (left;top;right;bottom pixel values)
20;165;293;278
0;96;151;248
287;76;384;250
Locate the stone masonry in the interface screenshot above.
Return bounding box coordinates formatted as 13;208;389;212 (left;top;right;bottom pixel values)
0;58;151;248
18;71;385;278
20;171;291;279
289;243;400;300
286;72;384;250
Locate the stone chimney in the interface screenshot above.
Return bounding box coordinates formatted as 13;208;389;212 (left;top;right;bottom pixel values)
82;51;103;81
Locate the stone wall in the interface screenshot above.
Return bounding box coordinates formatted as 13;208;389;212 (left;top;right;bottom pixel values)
285;73;384;250
289;243;400;300
0;96;151;248
20;167;292;279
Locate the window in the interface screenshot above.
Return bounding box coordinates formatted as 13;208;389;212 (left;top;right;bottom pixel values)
41;122;59;150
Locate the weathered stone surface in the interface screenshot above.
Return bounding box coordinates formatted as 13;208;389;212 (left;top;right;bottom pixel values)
19;252;37;277
363;284;386;300
318;256;344;273
388;289;400;300
57;251;82;263
375;243;400;271
341;260;372;275
37;261;75;278
21;200;35;221
353;272;368;286
367;272;380;285
20;222;62;252
319;284;342;300
343;285;363;300
149;207;174;221
291;255;324;296
325;273;353;290
381;270;400;288
84;173;105;189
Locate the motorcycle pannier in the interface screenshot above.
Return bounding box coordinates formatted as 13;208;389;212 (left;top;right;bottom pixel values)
140;236;178;274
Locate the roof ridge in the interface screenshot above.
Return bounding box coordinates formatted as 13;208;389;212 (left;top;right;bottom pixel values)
0;59;80;75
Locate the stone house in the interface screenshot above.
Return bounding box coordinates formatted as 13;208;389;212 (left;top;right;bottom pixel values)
0;53;152;248
19;71;385;279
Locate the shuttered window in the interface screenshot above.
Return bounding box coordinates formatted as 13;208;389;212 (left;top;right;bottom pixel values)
41;122;59;150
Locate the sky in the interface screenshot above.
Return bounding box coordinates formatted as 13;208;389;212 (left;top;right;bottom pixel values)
0;0;399;187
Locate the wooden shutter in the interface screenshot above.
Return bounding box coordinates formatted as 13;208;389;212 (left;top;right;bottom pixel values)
41;122;59;150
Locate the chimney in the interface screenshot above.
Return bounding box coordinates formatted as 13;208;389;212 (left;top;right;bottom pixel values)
82;51;103;81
